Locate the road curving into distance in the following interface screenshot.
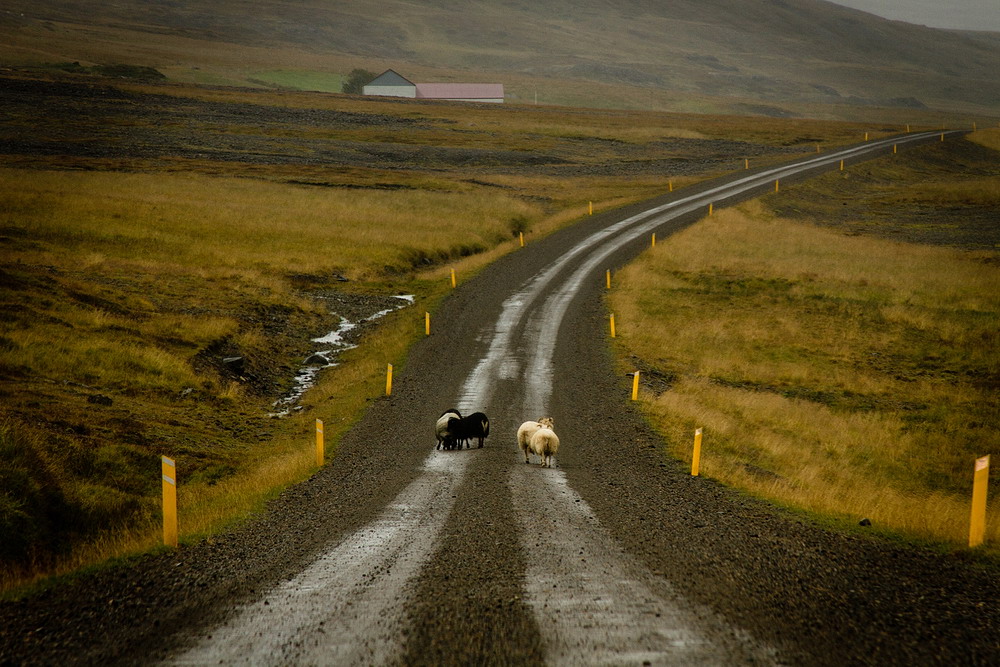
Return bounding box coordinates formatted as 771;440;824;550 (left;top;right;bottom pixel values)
4;130;997;666
164;129;980;665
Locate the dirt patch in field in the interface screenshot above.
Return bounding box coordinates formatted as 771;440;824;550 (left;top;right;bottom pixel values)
0;72;801;180
768;136;1000;251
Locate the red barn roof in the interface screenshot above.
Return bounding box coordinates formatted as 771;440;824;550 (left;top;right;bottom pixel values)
414;83;504;100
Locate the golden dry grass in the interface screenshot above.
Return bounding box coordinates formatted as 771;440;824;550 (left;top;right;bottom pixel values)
0;168;543;280
969;128;1000;152
610;202;1000;551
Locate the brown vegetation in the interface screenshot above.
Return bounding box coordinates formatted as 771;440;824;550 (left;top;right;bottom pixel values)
609;135;1000;553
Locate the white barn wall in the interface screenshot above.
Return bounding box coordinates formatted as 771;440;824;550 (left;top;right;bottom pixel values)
362;85;415;98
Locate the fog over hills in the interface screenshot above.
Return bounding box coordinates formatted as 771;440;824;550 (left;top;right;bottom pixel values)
828;0;1000;33
3;0;998;115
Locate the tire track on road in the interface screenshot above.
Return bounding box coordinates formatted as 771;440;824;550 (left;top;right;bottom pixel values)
167;453;468;666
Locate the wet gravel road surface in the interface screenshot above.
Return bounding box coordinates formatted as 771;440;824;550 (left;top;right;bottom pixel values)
2;133;999;665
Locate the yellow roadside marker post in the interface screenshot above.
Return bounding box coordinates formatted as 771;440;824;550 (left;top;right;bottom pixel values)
692;428;703;477
316;419;325;467
893;144;897;154
668;180;673;192
589;201;593;215
631;371;640;401
651;233;656;248
840;159;844;171
775;179;780;193
162;456;178;548
386;363;393;396
519;231;524;247
425;312;431;336
610;313;616;338
969;455;990;548
709;203;713;216
606;269;611;290
450;268;456;288
745;158;749;169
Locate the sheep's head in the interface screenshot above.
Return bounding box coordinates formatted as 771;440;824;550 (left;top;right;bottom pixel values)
539;417;554;428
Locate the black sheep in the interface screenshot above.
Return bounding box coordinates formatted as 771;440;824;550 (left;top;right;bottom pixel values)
451;411;490;449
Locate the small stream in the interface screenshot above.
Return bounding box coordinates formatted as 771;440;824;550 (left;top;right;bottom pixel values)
269;294;414;417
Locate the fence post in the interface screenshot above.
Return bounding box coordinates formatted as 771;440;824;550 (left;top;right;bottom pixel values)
316;419;325;467
162;456;178;548
692;428;703;477
969;455;990;548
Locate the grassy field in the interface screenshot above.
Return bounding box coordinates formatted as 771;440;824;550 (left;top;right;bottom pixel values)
609;133;1000;554
0;162;541;589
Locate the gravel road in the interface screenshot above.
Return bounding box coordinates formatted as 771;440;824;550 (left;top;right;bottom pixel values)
2;133;998;666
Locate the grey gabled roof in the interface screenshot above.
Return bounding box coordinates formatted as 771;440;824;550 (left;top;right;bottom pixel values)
366;69;415;87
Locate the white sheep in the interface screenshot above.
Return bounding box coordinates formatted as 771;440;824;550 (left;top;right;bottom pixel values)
435;408;461;450
517;417;554;464
529;426;560;468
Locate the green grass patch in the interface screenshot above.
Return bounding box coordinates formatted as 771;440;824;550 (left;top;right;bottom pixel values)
248;69;344;93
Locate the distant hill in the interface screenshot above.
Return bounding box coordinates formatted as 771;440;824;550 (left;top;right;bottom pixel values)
2;0;998;117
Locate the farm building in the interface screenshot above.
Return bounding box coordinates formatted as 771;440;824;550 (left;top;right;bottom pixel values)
362;69;416;98
362;69;504;103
